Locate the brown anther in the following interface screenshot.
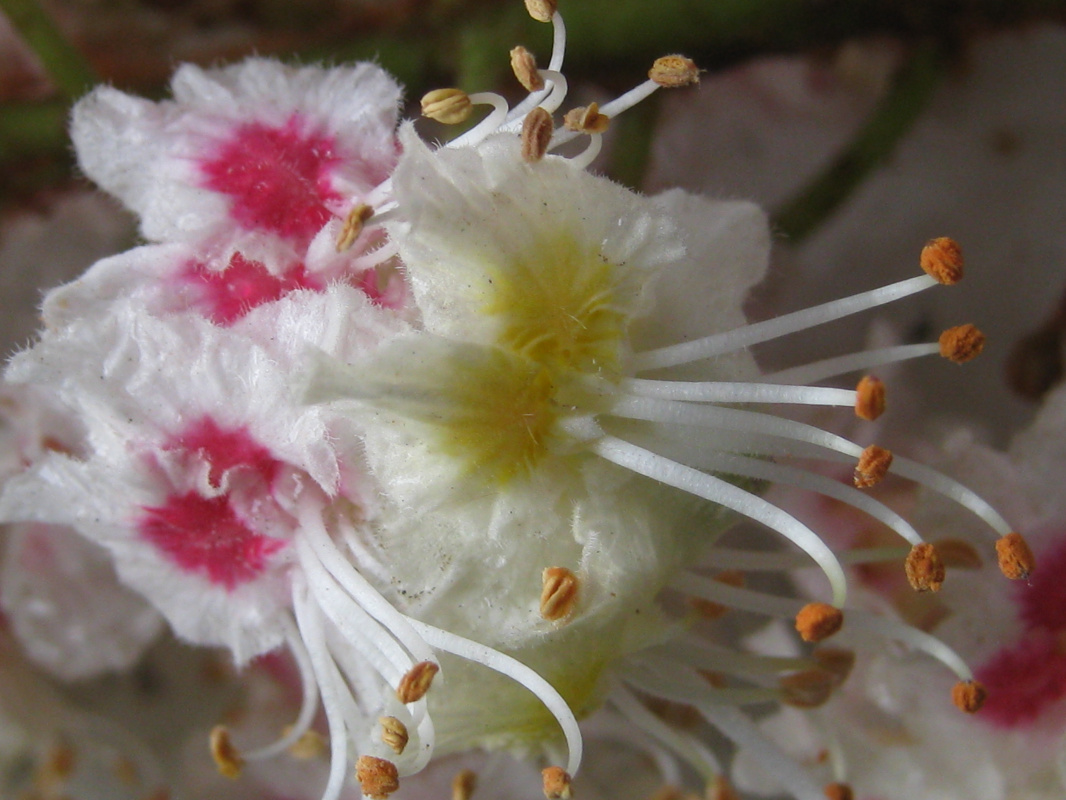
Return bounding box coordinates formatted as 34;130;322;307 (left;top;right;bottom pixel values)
37;740;76;791
524;0;557;22
823;783;854;800
522;106;554;163
379;716;409;754
854;375;885;421
905;542;946;592
934;538;983;569
920;237;964;285
356;755;400;800
336;203;374;252
511;46;544;92
996;532;1035;580
951;679;988;713
209;725;243;779
812;647;856;685
649;786;686;800
699;669;728;689
421;88;473;125
541;566;579;621
707;775;740;800
688;571;745;620
542;766;572;800
563;102;610;135
795;603;844;643
649;55;700;87
780;669;836;708
286;728;326;760
396;660;439;703
452;768;478;800
939;324;986;363
854;445;893;488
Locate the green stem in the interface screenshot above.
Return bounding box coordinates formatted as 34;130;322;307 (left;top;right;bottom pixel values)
0;0;98;98
772;42;944;242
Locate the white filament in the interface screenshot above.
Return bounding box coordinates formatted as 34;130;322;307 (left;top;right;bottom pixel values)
634;274;938;371
671;571;802;618
623;378;856;407
594;435;847;607
767;343;940;385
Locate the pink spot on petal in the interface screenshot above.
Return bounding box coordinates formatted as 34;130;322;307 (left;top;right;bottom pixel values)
1016;531;1066;632
976;627;1066;728
170;417;280;490
200;115;343;245
183;252;321;325
139;493;285;590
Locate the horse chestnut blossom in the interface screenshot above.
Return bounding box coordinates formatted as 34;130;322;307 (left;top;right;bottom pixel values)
0;2;1036;800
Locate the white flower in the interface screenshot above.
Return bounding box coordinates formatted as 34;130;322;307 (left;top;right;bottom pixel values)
0;5;1033;800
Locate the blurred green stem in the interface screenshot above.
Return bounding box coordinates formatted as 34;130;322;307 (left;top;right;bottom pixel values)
0;0;98;98
773;42;944;242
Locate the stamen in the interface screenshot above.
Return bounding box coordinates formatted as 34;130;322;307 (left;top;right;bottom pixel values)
511;46;545;92
244;615;321;761
700;545;911;571
356;755;400;800
287;729;326;759
939;324;986;363
380;716;409;755
335;203;374;253
853;375;885;421
779;669;836;708
995;532;1035;580
568;134;603;170
402;616;583;775
766;343;940;386
447;93;512;147
522;107;555;163
634;274;940;371
795;603;844;643
648;55;700;87
920;237;964;285
622;378;857;408
563;103;610;134
673;572;800;619
904;543;945;592
209;726;243;779
542;766;572;800
853;445;893;488
452;768;478;800
524;0;557;22
838;609;974;683
291;577;350;800
688;571;745;620
595;436;848;607
951;680;988;713
421;89;473;125
396;661;440;704
823;783;854;800
502;12;568;126
541;566;579;621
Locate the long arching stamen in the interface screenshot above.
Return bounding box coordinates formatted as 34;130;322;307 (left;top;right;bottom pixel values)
243;614;322;760
634;274;939;371
292;576;351;800
622;379;857;407
401;616;583;775
699;545;909;572
671;571;802;619
766;343;940;385
593;435;848;607
447;93;512;148
504;9;568;126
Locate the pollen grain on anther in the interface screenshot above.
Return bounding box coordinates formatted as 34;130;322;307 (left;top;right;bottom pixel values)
522;107;554;163
542;766;573;800
379;716;409;754
905;542;946;592
396;660;440;703
939;324;986;363
951;679;988;713
511;46;545;92
854;445;893;488
541;566;579;621
854;375;886;420
356;755;400;800
996;532;1035;580
796;603;844;643
920;237;964;285
648;55;700;87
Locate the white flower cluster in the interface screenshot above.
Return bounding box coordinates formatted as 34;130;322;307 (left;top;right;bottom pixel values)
0;3;1034;800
